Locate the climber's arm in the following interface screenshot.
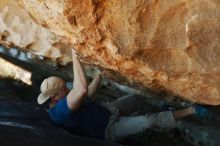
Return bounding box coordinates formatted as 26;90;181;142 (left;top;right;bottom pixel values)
88;73;101;99
67;50;88;111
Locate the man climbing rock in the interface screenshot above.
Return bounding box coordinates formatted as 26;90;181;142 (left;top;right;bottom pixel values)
37;49;213;141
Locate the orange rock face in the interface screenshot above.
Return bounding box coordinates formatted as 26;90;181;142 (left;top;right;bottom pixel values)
0;0;220;105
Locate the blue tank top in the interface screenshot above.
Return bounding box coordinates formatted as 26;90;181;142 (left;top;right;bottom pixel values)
48;97;110;140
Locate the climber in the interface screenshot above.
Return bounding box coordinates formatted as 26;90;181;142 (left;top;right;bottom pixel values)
37;49;213;141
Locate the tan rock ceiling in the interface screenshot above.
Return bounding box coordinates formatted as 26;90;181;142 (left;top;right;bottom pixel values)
0;0;219;105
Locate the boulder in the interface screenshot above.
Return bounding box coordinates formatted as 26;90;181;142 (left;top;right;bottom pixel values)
0;100;117;146
0;0;219;105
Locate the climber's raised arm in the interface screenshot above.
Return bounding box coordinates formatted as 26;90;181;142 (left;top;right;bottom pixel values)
88;73;101;99
67;49;88;111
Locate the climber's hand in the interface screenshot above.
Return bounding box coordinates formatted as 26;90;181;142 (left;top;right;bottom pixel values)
95;68;107;77
72;49;78;59
100;70;108;77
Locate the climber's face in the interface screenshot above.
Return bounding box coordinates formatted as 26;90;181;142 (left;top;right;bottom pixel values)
49;84;70;107
53;86;69;100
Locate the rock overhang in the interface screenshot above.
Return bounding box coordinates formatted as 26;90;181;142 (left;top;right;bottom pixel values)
0;0;219;105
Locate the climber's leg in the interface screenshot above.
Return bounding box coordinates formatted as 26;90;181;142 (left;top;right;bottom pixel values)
108;107;195;141
109;111;176;140
109;94;146;116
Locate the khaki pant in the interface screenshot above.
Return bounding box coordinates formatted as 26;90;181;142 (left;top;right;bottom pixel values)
104;94;176;141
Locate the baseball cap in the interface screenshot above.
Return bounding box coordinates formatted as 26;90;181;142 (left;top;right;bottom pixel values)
37;76;65;104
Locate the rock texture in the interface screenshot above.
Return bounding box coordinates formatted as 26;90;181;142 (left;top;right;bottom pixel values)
0;0;72;64
0;0;219;105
